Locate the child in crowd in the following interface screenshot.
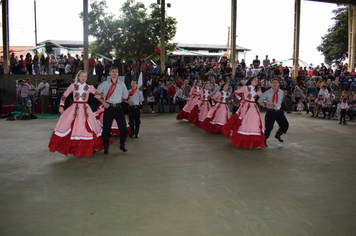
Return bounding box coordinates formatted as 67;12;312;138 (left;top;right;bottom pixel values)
339;97;349;125
326;94;337;119
296;99;304;114
315;95;327;118
147;90;155;113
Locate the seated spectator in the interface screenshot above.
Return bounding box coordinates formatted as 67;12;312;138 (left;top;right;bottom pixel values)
280;77;288;91
324;78;333;92
326;94;337;119
315;95;327;118
308;93;317;117
316;77;325;92
261;77;270;92
147;90;156;113
347;95;356;121
338;73;348;89
347;75;355;91
318;85;329;100
230;76;237;91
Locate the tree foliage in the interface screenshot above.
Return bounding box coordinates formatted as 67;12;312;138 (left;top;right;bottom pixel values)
80;0;177;60
317;7;349;65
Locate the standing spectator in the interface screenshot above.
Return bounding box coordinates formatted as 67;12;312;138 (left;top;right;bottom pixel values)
165;56;173;73
32;55;40;75
49;55;57;75
17;79;32;119
126;80;144;138
56;74;64;84
37;78;50;114
95;61;104;83
113;53;123;76
184;79;191;97
57;55;66;75
10;53;17;74
158;83;165;114
252;55;260;68
43;55;50;75
26;78;36;115
73;54;81;73
167;82;176;114
49;79;60;114
103;52;113;66
65;63;73;74
40;55;45;75
25;53;33;75
263;55;270;67
88;54;96;75
339;97;349;125
173;83;187;120
285;83;294;113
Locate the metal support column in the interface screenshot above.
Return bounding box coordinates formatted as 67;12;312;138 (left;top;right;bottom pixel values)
2;0;10;74
348;5;356;71
160;0;165;75
231;0;237;79
292;0;301;79
83;0;89;73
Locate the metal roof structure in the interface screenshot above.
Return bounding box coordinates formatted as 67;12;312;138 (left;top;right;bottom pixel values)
308;0;355;5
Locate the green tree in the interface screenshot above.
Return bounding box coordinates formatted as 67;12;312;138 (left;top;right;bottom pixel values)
317;7;349;65
80;0;177;60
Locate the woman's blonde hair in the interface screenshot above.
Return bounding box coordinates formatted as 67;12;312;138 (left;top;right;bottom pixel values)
75;70;87;83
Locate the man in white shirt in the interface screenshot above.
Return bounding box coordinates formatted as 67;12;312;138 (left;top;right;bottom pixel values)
318;85;329;100
37;78;50;114
65;64;72;74
58;55;66;75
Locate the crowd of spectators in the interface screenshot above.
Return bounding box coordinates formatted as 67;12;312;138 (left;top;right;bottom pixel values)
2;51;356;123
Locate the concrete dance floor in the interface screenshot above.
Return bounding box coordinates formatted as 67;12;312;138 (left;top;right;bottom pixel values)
0;112;355;236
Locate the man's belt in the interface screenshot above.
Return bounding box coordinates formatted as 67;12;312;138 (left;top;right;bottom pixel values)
108;103;121;107
130;105;140;108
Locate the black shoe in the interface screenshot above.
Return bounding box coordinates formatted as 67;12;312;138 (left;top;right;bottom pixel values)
264;140;268;147
287;111;291;114
129;135;134;138
120;144;128;152
135;134;139;138
275;133;284;142
104;144;109;154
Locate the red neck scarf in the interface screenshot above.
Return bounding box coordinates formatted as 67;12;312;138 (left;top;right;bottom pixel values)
128;87;137;98
106;79;118;100
272;89;279;103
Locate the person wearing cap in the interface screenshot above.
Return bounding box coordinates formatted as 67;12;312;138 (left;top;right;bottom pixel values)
124;80;144;138
95;66;129;154
258;78;289;146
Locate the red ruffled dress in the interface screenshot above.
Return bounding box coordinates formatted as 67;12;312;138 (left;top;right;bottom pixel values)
189;89;211;127
177;86;201;120
201;90;231;133
222;85;265;149
48;83;106;157
94;106;131;137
